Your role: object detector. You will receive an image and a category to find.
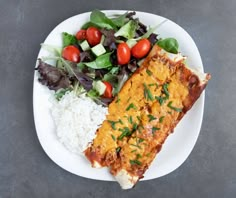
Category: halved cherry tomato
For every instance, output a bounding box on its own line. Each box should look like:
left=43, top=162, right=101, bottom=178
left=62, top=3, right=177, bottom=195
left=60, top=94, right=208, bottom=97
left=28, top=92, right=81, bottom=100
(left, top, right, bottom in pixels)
left=62, top=45, right=80, bottom=63
left=86, top=27, right=102, bottom=46
left=103, top=81, right=113, bottom=98
left=131, top=38, right=151, bottom=59
left=76, top=30, right=87, bottom=40
left=117, top=43, right=131, bottom=65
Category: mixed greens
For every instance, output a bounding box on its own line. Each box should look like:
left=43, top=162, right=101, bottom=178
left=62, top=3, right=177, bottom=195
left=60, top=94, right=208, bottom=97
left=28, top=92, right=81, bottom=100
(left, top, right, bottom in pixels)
left=36, top=10, right=179, bottom=106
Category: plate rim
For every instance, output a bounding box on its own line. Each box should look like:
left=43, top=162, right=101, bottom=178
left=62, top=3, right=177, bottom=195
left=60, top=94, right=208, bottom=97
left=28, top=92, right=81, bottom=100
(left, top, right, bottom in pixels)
left=33, top=10, right=205, bottom=181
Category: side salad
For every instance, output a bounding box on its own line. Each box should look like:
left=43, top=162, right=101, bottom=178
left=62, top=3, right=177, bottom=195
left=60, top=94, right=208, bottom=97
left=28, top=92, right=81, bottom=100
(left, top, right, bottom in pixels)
left=36, top=10, right=179, bottom=106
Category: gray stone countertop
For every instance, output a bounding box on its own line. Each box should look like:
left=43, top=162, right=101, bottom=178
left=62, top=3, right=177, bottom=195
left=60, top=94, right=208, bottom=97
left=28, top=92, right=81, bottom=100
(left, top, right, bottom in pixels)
left=0, top=0, right=235, bottom=197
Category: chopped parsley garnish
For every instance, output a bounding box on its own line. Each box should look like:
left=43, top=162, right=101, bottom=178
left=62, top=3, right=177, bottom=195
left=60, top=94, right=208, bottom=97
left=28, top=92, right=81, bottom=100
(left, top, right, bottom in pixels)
left=143, top=83, right=154, bottom=101
left=167, top=101, right=182, bottom=112
left=127, top=96, right=131, bottom=103
left=163, top=83, right=169, bottom=97
left=130, top=144, right=141, bottom=149
left=138, top=126, right=143, bottom=133
left=152, top=127, right=160, bottom=134
left=118, top=119, right=123, bottom=125
left=138, top=138, right=144, bottom=143
left=130, top=159, right=142, bottom=166
left=111, top=134, right=116, bottom=141
left=108, top=119, right=123, bottom=130
left=118, top=127, right=131, bottom=140
left=132, top=123, right=138, bottom=130
left=128, top=116, right=133, bottom=124
left=155, top=83, right=170, bottom=105
left=136, top=116, right=141, bottom=122
left=136, top=154, right=142, bottom=159
left=148, top=83, right=158, bottom=88
left=115, top=96, right=121, bottom=103
left=146, top=153, right=151, bottom=157
left=126, top=103, right=137, bottom=111
left=131, top=149, right=137, bottom=153
left=155, top=96, right=165, bottom=105
left=148, top=114, right=157, bottom=122
left=146, top=69, right=153, bottom=76
left=159, top=116, right=165, bottom=123
left=108, top=120, right=117, bottom=130
left=116, top=147, right=121, bottom=153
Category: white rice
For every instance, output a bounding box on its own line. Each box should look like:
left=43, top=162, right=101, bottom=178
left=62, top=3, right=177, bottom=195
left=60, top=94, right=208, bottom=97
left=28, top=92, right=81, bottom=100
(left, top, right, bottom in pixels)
left=51, top=91, right=108, bottom=155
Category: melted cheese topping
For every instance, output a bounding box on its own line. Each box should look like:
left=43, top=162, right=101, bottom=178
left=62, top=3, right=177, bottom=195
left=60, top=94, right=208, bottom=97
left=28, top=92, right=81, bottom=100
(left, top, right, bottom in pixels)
left=85, top=45, right=210, bottom=187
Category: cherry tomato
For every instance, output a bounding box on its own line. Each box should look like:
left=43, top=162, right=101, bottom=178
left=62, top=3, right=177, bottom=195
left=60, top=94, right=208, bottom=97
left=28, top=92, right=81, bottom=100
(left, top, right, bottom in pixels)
left=131, top=39, right=151, bottom=59
left=103, top=81, right=113, bottom=98
left=62, top=45, right=80, bottom=63
left=76, top=30, right=87, bottom=40
left=117, top=43, right=131, bottom=65
left=86, top=27, right=102, bottom=46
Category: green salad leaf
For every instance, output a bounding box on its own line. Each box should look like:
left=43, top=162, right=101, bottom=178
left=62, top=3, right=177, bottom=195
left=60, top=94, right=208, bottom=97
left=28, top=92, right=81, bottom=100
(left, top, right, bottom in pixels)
left=114, top=20, right=138, bottom=39
left=111, top=12, right=128, bottom=27
left=90, top=10, right=117, bottom=30
left=157, top=38, right=179, bottom=54
left=83, top=52, right=112, bottom=69
left=81, top=22, right=99, bottom=29
left=62, top=32, right=77, bottom=47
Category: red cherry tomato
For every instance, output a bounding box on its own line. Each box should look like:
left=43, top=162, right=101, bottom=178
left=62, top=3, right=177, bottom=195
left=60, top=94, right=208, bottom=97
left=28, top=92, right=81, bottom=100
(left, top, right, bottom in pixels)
left=76, top=30, right=87, bottom=40
left=117, top=43, right=131, bottom=65
left=131, top=39, right=151, bottom=59
left=103, top=81, right=113, bottom=98
left=62, top=45, right=80, bottom=63
left=86, top=27, right=102, bottom=46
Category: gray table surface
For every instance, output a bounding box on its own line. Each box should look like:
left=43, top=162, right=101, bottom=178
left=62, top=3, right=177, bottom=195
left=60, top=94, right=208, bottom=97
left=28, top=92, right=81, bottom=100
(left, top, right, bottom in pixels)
left=0, top=0, right=235, bottom=197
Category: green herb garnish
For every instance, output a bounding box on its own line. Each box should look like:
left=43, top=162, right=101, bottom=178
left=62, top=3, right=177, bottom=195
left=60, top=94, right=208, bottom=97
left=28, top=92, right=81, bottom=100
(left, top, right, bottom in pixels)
left=116, top=147, right=121, bottom=153
left=128, top=116, right=133, bottom=124
left=146, top=153, right=151, bottom=157
left=115, top=96, right=121, bottom=103
left=136, top=116, right=141, bottom=122
left=108, top=119, right=123, bottom=130
left=148, top=114, right=157, bottom=122
left=163, top=83, right=169, bottom=97
left=143, top=83, right=154, bottom=101
left=126, top=103, right=137, bottom=111
left=152, top=127, right=160, bottom=134
left=167, top=101, right=182, bottom=112
left=132, top=123, right=138, bottom=130
left=138, top=138, right=144, bottom=143
left=119, top=119, right=123, bottom=125
left=130, top=144, right=141, bottom=149
left=111, top=134, right=116, bottom=141
left=130, top=159, right=142, bottom=166
left=146, top=69, right=153, bottom=76
left=159, top=116, right=165, bottom=123
left=148, top=83, right=158, bottom=88
left=131, top=149, right=137, bottom=153
left=118, top=127, right=131, bottom=140
left=136, top=154, right=142, bottom=159
left=157, top=38, right=179, bottom=54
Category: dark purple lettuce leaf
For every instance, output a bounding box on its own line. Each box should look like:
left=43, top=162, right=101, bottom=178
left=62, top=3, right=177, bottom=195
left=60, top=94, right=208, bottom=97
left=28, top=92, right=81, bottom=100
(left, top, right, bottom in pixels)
left=36, top=59, right=71, bottom=91
left=100, top=97, right=114, bottom=106
left=100, top=28, right=116, bottom=47
left=127, top=59, right=138, bottom=73
left=70, top=64, right=93, bottom=91
left=148, top=33, right=158, bottom=45
left=126, top=11, right=136, bottom=19
left=80, top=51, right=95, bottom=62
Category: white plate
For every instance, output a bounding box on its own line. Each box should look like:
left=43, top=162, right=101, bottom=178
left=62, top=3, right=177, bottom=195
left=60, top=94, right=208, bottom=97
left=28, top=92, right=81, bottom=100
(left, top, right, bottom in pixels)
left=33, top=10, right=205, bottom=181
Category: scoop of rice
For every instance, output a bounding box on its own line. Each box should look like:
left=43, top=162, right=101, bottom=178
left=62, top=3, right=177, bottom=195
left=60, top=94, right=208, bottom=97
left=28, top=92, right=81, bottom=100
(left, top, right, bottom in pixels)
left=51, top=91, right=108, bottom=155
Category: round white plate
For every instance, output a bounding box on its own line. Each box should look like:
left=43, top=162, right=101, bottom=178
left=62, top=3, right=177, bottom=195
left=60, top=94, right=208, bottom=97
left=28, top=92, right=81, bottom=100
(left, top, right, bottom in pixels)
left=33, top=10, right=205, bottom=181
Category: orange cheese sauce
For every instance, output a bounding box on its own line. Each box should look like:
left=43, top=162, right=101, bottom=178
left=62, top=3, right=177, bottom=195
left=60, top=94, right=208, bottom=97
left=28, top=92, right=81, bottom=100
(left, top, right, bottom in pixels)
left=85, top=48, right=189, bottom=173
